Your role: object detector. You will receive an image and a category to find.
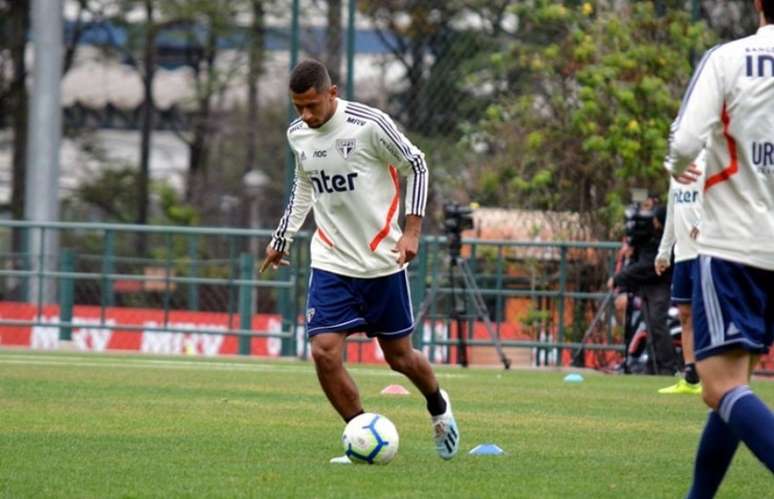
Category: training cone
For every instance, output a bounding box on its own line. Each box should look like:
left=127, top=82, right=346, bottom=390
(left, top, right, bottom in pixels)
left=564, top=373, right=584, bottom=383
left=380, top=384, right=410, bottom=395
left=469, top=444, right=505, bottom=456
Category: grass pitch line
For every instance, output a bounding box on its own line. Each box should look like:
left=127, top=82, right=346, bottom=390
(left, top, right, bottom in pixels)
left=0, top=352, right=468, bottom=379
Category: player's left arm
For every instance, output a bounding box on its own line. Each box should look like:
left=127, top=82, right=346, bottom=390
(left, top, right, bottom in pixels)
left=666, top=47, right=725, bottom=176
left=393, top=214, right=422, bottom=266
left=369, top=110, right=428, bottom=219
left=368, top=111, right=429, bottom=266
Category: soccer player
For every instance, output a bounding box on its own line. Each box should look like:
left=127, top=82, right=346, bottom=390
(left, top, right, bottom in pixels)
left=665, top=0, right=774, bottom=495
left=654, top=152, right=705, bottom=395
left=261, top=60, right=459, bottom=462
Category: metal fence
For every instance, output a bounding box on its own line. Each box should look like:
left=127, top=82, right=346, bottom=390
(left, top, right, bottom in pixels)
left=0, top=220, right=631, bottom=368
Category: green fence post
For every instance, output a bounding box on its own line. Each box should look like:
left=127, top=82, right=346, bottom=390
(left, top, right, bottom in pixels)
left=429, top=238, right=440, bottom=363
left=101, top=229, right=115, bottom=308
left=58, top=249, right=75, bottom=341
left=607, top=247, right=617, bottom=344
left=411, top=237, right=429, bottom=349
left=162, top=233, right=174, bottom=327
left=495, top=245, right=504, bottom=334
left=284, top=241, right=300, bottom=357
left=188, top=234, right=199, bottom=311
left=556, top=245, right=568, bottom=365
left=238, top=252, right=255, bottom=356
left=20, top=226, right=30, bottom=301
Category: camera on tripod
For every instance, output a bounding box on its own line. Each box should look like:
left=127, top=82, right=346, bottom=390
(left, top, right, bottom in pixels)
left=624, top=189, right=655, bottom=247
left=443, top=203, right=475, bottom=258
left=443, top=203, right=475, bottom=234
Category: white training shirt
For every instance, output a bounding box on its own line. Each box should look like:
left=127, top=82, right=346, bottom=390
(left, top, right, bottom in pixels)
left=657, top=152, right=706, bottom=264
left=666, top=24, right=774, bottom=271
left=270, top=98, right=428, bottom=278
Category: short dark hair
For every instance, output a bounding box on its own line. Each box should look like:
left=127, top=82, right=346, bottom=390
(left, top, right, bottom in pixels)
left=289, top=60, right=331, bottom=94
left=764, top=0, right=774, bottom=23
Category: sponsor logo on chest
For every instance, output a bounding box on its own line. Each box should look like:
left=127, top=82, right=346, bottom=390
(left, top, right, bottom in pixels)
left=309, top=170, right=359, bottom=194
left=673, top=189, right=699, bottom=204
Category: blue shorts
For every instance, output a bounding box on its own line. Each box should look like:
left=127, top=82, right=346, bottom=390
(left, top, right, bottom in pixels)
left=305, top=268, right=414, bottom=338
left=692, top=255, right=774, bottom=361
left=671, top=258, right=696, bottom=303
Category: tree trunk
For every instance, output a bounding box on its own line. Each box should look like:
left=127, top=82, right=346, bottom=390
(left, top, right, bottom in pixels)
left=10, top=0, right=30, bottom=272
left=240, top=0, right=264, bottom=232
left=185, top=29, right=216, bottom=205
left=406, top=38, right=424, bottom=131
left=136, top=0, right=156, bottom=253
left=325, top=0, right=343, bottom=86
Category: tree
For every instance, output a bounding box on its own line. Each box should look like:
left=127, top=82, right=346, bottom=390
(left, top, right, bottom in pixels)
left=464, top=1, right=714, bottom=238
left=137, top=0, right=156, bottom=251
left=156, top=0, right=247, bottom=207
left=358, top=0, right=497, bottom=138
left=323, top=0, right=343, bottom=86
left=239, top=0, right=264, bottom=231
left=1, top=0, right=30, bottom=231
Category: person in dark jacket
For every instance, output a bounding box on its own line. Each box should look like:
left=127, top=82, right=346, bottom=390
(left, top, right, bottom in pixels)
left=609, top=205, right=679, bottom=375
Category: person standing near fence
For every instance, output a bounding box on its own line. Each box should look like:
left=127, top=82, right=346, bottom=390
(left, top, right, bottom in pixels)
left=260, top=59, right=459, bottom=463
left=609, top=204, right=679, bottom=376
left=666, top=0, right=774, bottom=495
left=654, top=151, right=706, bottom=395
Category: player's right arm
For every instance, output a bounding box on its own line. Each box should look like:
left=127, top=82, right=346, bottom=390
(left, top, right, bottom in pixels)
left=666, top=46, right=725, bottom=176
left=261, top=154, right=314, bottom=273
left=655, top=181, right=675, bottom=276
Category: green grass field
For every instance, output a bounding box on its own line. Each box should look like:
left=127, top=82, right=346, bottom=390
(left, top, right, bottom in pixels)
left=1, top=350, right=772, bottom=499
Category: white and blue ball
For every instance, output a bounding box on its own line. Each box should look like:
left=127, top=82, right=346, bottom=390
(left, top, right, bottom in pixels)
left=342, top=413, right=399, bottom=464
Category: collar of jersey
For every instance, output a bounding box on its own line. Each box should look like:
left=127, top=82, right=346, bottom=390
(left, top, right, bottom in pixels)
left=759, top=24, right=774, bottom=36
left=315, top=98, right=347, bottom=134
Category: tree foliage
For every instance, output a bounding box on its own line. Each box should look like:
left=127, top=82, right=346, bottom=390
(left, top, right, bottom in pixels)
left=463, top=0, right=715, bottom=237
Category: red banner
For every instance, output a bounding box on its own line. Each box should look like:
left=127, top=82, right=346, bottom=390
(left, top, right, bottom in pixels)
left=0, top=301, right=286, bottom=357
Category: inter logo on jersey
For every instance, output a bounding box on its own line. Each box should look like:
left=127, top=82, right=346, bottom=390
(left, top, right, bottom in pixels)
left=745, top=53, right=774, bottom=78
left=336, top=139, right=357, bottom=160
left=309, top=169, right=358, bottom=194
left=673, top=189, right=699, bottom=204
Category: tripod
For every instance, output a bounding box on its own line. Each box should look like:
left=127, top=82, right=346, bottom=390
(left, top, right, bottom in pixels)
left=571, top=290, right=614, bottom=366
left=414, top=231, right=511, bottom=370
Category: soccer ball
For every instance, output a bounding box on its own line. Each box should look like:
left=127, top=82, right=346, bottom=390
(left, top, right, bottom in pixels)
left=342, top=413, right=399, bottom=464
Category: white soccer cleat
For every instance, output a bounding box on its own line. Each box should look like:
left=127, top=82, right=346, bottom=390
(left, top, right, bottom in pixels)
left=431, top=389, right=460, bottom=460
left=329, top=455, right=352, bottom=464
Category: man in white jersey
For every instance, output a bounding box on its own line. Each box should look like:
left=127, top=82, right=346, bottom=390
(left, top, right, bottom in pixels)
left=261, top=60, right=459, bottom=462
left=666, top=1, right=774, bottom=495
left=654, top=152, right=706, bottom=395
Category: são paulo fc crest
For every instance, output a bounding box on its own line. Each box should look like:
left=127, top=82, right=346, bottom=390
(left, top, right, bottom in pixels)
left=306, top=307, right=316, bottom=322
left=336, top=138, right=357, bottom=160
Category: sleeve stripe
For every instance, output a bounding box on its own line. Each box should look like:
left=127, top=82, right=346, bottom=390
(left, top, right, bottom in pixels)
left=346, top=103, right=425, bottom=172
left=345, top=106, right=427, bottom=214
left=274, top=175, right=299, bottom=245
left=344, top=104, right=428, bottom=215
left=674, top=44, right=722, bottom=128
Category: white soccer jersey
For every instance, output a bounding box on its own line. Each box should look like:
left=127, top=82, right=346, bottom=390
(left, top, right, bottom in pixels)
left=666, top=25, right=774, bottom=270
left=657, top=152, right=706, bottom=264
left=270, top=98, right=428, bottom=278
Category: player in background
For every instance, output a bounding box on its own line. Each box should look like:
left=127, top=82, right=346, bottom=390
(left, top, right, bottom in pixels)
left=665, top=0, right=774, bottom=495
left=654, top=152, right=706, bottom=395
left=261, top=60, right=459, bottom=462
